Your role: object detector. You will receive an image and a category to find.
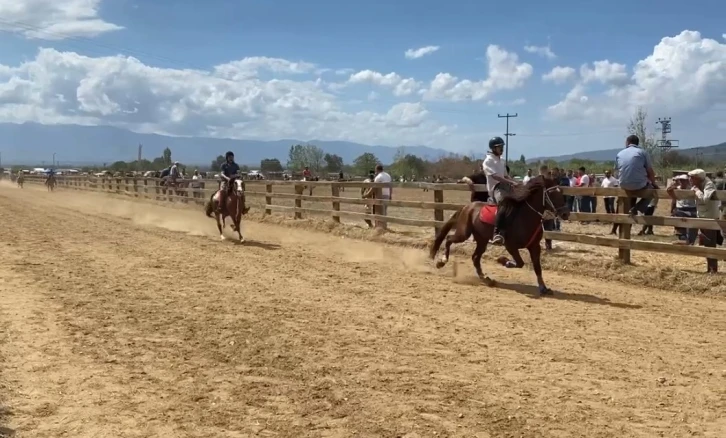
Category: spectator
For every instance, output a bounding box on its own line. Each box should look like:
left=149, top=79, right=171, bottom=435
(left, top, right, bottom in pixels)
left=373, top=164, right=392, bottom=229
left=638, top=196, right=659, bottom=235
left=601, top=170, right=619, bottom=213
left=191, top=169, right=202, bottom=199
left=715, top=170, right=726, bottom=219
left=670, top=175, right=697, bottom=241
left=563, top=169, right=575, bottom=212
left=575, top=167, right=591, bottom=213
left=460, top=171, right=488, bottom=203
left=616, top=134, right=656, bottom=216
left=523, top=169, right=533, bottom=184
left=539, top=164, right=555, bottom=250
left=588, top=173, right=598, bottom=213
left=361, top=170, right=376, bottom=228
left=669, top=169, right=719, bottom=273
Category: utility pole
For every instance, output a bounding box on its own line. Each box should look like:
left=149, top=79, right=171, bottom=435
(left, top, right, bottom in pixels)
left=655, top=117, right=678, bottom=169
left=498, top=113, right=518, bottom=164
left=138, top=143, right=143, bottom=162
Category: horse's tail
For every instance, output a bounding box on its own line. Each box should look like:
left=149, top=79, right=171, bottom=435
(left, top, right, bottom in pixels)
left=429, top=208, right=461, bottom=259
left=204, top=198, right=214, bottom=217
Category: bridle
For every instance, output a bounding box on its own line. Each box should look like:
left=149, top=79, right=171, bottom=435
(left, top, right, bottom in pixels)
left=525, top=184, right=568, bottom=221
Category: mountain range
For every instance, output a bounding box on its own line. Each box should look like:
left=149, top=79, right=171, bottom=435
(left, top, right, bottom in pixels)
left=0, top=122, right=450, bottom=167
left=530, top=141, right=726, bottom=163
left=0, top=122, right=723, bottom=167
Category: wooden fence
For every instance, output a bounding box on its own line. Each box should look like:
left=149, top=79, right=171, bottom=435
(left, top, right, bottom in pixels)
left=22, top=175, right=726, bottom=262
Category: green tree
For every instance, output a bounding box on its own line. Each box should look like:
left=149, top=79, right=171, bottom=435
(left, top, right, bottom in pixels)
left=519, top=154, right=526, bottom=164
left=260, top=158, right=283, bottom=172
left=287, top=144, right=325, bottom=172
left=627, top=106, right=658, bottom=157
left=109, top=160, right=129, bottom=172
left=323, top=153, right=344, bottom=172
left=389, top=147, right=427, bottom=179
left=210, top=154, right=225, bottom=171
left=353, top=152, right=380, bottom=176
left=162, top=147, right=172, bottom=166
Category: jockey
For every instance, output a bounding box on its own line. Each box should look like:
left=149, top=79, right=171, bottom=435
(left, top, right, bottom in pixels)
left=483, top=136, right=520, bottom=245
left=218, top=151, right=240, bottom=209
left=302, top=166, right=312, bottom=180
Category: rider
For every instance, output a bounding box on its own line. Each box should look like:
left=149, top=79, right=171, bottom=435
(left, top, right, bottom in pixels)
left=169, top=161, right=181, bottom=186
left=46, top=168, right=56, bottom=184
left=483, top=136, right=520, bottom=245
left=218, top=151, right=240, bottom=211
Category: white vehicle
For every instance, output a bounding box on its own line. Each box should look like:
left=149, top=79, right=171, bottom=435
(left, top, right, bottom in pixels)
left=247, top=170, right=265, bottom=180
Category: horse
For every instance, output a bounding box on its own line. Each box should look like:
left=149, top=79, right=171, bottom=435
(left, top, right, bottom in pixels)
left=204, top=177, right=250, bottom=241
left=16, top=174, right=24, bottom=188
left=429, top=175, right=570, bottom=295
left=45, top=175, right=56, bottom=191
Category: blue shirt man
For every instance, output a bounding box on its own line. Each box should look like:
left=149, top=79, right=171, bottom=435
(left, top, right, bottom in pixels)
left=616, top=135, right=656, bottom=215
left=220, top=160, right=240, bottom=179
left=616, top=137, right=654, bottom=190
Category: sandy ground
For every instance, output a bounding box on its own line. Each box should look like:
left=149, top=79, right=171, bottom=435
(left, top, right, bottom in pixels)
left=1, top=182, right=725, bottom=438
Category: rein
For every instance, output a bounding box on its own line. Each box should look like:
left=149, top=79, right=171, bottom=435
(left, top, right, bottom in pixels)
left=522, top=185, right=563, bottom=248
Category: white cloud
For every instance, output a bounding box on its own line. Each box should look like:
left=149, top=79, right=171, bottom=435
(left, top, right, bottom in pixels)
left=421, top=45, right=532, bottom=101
left=542, top=66, right=576, bottom=84
left=345, top=70, right=422, bottom=96
left=0, top=0, right=122, bottom=39
left=404, top=45, right=440, bottom=60
left=546, top=30, right=726, bottom=122
left=0, top=48, right=457, bottom=147
left=579, top=60, right=628, bottom=85
left=524, top=44, right=557, bottom=60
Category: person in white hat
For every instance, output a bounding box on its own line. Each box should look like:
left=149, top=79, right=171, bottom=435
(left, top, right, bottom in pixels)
left=669, top=169, right=720, bottom=273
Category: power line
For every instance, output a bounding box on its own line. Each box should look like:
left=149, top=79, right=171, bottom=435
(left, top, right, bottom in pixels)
left=498, top=113, right=517, bottom=164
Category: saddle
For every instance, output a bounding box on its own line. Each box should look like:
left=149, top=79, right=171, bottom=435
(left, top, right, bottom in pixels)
left=479, top=204, right=498, bottom=225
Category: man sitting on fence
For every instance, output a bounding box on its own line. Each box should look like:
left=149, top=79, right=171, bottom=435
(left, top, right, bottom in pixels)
left=484, top=136, right=521, bottom=245
left=617, top=134, right=656, bottom=216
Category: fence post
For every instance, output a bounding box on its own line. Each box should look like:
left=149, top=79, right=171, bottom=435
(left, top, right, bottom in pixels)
left=618, top=196, right=632, bottom=263
left=433, top=187, right=444, bottom=234
left=294, top=184, right=303, bottom=219
left=155, top=179, right=161, bottom=200
left=143, top=178, right=148, bottom=198
left=373, top=187, right=385, bottom=229
left=265, top=183, right=273, bottom=215
left=331, top=183, right=341, bottom=223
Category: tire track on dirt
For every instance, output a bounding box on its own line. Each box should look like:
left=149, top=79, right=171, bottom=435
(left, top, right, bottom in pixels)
left=1, top=187, right=726, bottom=437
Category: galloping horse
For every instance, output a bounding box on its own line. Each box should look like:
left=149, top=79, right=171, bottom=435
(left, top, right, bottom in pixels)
left=16, top=174, right=24, bottom=188
left=45, top=175, right=56, bottom=191
left=204, top=177, right=250, bottom=241
left=430, top=175, right=570, bottom=295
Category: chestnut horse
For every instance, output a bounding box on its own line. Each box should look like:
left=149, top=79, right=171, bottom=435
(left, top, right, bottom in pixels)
left=429, top=176, right=570, bottom=295
left=204, top=177, right=249, bottom=241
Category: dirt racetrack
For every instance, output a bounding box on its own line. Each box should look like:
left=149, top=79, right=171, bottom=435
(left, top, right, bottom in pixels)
left=1, top=183, right=725, bottom=438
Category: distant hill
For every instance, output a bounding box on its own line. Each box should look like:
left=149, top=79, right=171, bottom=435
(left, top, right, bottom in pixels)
left=531, top=141, right=726, bottom=163
left=0, top=122, right=451, bottom=166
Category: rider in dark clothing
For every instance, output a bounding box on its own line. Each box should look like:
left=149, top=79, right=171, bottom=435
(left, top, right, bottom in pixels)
left=460, top=171, right=489, bottom=202
left=218, top=151, right=240, bottom=210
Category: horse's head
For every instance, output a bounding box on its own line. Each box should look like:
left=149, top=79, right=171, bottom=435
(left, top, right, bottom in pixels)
left=541, top=176, right=570, bottom=220
left=231, top=178, right=250, bottom=214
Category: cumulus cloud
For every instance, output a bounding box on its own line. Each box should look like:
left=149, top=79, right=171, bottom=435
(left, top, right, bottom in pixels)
left=344, top=70, right=422, bottom=96
left=546, top=30, right=726, bottom=122
left=524, top=44, right=557, bottom=60
left=421, top=45, right=532, bottom=101
left=0, top=0, right=123, bottom=39
left=404, top=45, right=440, bottom=59
left=542, top=66, right=576, bottom=84
left=0, top=48, right=457, bottom=147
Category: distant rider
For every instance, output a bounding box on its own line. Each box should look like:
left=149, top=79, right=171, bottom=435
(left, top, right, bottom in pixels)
left=483, top=136, right=520, bottom=245
left=218, top=151, right=240, bottom=211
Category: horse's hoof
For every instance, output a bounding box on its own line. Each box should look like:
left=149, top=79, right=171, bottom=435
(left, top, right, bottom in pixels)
left=220, top=235, right=226, bottom=241
left=538, top=286, right=552, bottom=295
left=481, top=276, right=496, bottom=287
left=496, top=256, right=509, bottom=266
left=435, top=261, right=446, bottom=269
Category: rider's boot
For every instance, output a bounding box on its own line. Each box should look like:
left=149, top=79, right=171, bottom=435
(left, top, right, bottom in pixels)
left=491, top=209, right=506, bottom=245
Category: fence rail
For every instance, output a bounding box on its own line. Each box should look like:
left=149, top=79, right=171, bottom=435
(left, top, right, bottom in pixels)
left=20, top=175, right=726, bottom=262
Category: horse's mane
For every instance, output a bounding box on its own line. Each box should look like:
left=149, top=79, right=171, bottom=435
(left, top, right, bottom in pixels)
left=499, top=175, right=548, bottom=213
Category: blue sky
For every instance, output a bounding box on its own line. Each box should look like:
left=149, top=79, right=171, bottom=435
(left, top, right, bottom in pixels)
left=0, top=0, right=725, bottom=160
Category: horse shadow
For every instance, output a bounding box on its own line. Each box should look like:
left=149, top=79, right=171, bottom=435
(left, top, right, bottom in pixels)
left=494, top=281, right=642, bottom=309
left=229, top=239, right=281, bottom=250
